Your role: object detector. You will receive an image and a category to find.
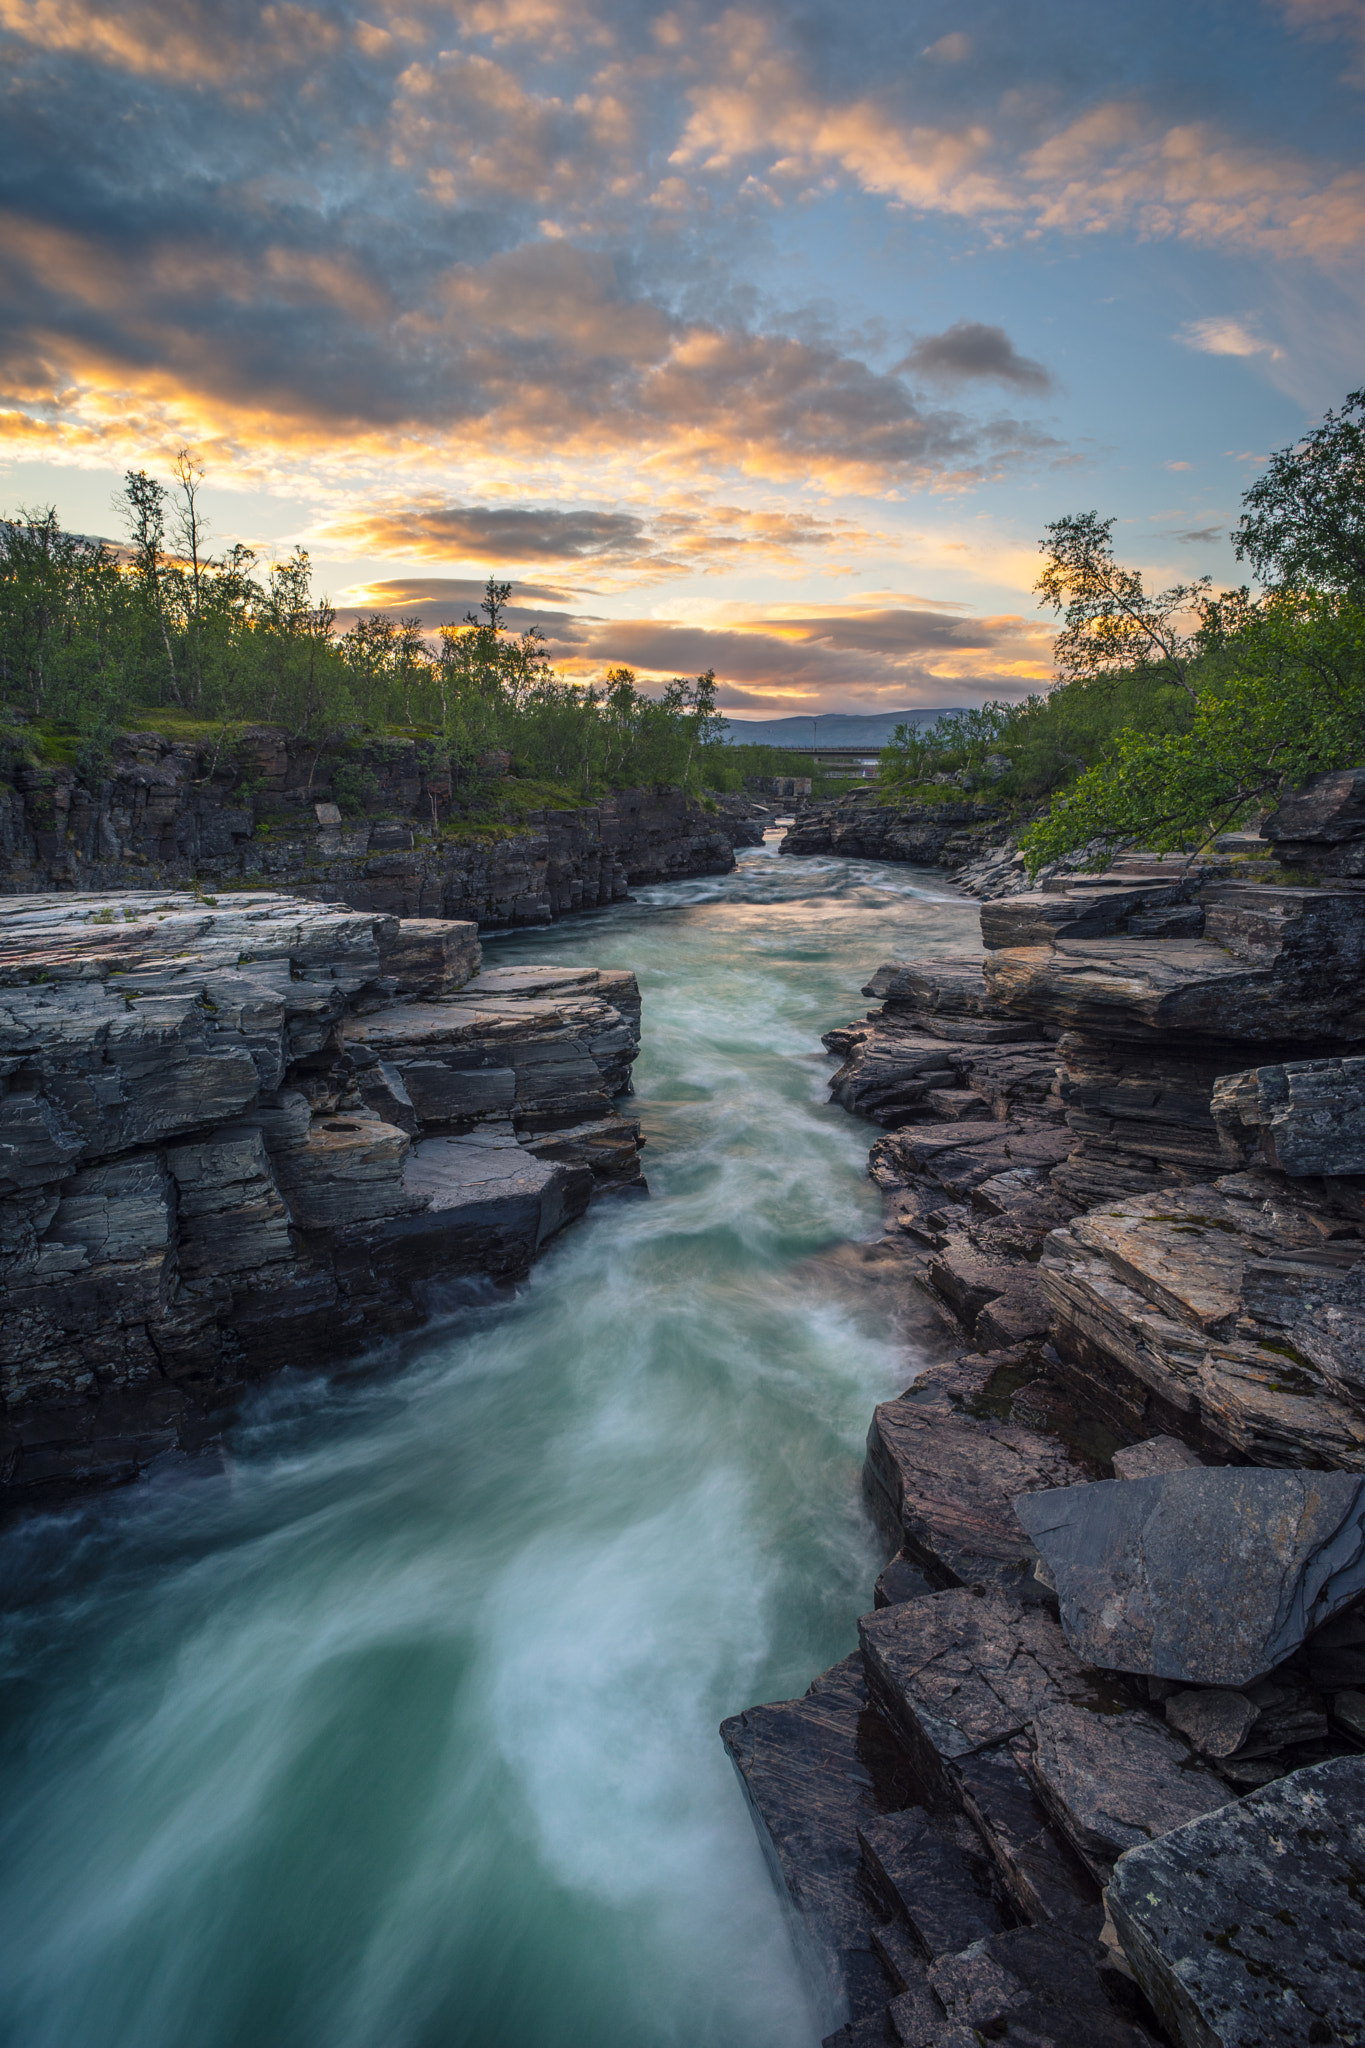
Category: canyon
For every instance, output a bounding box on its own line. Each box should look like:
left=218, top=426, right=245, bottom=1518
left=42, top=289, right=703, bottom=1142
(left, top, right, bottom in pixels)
left=6, top=768, right=1365, bottom=2046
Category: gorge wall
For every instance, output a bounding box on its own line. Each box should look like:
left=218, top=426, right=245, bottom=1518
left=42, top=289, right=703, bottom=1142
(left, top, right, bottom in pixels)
left=0, top=726, right=761, bottom=921
left=0, top=890, right=646, bottom=1508
left=726, top=767, right=1365, bottom=2048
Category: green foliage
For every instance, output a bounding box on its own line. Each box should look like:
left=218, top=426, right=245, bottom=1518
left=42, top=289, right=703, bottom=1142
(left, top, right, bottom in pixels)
left=0, top=470, right=736, bottom=801
left=1235, top=388, right=1365, bottom=595
left=1021, top=593, right=1365, bottom=870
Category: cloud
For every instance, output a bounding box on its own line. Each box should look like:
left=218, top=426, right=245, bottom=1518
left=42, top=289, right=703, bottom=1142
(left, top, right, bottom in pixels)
left=1275, top=0, right=1365, bottom=79
left=1172, top=524, right=1224, bottom=543
left=1023, top=108, right=1365, bottom=260
left=671, top=17, right=1365, bottom=262
left=923, top=31, right=972, bottom=60
left=324, top=495, right=883, bottom=584
left=1175, top=317, right=1285, bottom=360
left=897, top=321, right=1053, bottom=393
left=332, top=502, right=649, bottom=564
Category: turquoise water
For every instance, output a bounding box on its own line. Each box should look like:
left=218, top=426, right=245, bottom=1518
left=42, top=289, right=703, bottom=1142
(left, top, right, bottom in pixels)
left=0, top=839, right=979, bottom=2048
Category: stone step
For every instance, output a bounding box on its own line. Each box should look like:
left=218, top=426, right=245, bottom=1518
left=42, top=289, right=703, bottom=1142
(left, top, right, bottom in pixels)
left=857, top=1809, right=1010, bottom=1961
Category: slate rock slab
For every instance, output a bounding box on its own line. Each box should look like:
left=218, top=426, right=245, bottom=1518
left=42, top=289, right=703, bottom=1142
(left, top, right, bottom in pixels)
left=1015, top=1468, right=1365, bottom=1686
left=1107, top=1755, right=1365, bottom=2047
left=1113, top=1435, right=1204, bottom=1482
left=1025, top=1701, right=1231, bottom=1882
left=858, top=1588, right=1127, bottom=1805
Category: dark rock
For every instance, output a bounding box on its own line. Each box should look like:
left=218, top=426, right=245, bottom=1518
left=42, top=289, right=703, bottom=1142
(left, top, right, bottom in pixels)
left=981, top=885, right=1188, bottom=953
left=1107, top=1754, right=1365, bottom=2048
left=858, top=1588, right=1125, bottom=1806
left=1039, top=1187, right=1365, bottom=1471
left=0, top=893, right=644, bottom=1505
left=1025, top=1701, right=1231, bottom=1881
left=720, top=1654, right=906, bottom=2023
left=1332, top=1689, right=1365, bottom=1741
left=875, top=1553, right=936, bottom=1608
left=780, top=793, right=1003, bottom=869
left=1112, top=1436, right=1204, bottom=1482
left=1307, top=1602, right=1365, bottom=1690
left=865, top=1364, right=1089, bottom=1597
left=927, top=1927, right=1155, bottom=2047
left=1163, top=1688, right=1258, bottom=1759
left=1015, top=1467, right=1365, bottom=1686
left=1213, top=1055, right=1365, bottom=1176
left=985, top=887, right=1365, bottom=1045
left=1127, top=905, right=1206, bottom=938
left=956, top=1740, right=1103, bottom=1935
left=857, top=1808, right=1009, bottom=1960
left=1264, top=763, right=1365, bottom=875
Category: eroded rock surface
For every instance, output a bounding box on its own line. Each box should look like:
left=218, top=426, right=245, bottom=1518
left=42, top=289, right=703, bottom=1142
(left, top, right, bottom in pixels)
left=1108, top=1755, right=1365, bottom=2047
left=0, top=891, right=643, bottom=1504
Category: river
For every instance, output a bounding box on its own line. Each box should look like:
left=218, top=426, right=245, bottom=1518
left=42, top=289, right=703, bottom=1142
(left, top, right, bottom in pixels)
left=0, top=838, right=980, bottom=2048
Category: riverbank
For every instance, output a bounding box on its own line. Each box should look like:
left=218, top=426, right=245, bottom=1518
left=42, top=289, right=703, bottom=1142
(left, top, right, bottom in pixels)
left=730, top=778, right=1365, bottom=2047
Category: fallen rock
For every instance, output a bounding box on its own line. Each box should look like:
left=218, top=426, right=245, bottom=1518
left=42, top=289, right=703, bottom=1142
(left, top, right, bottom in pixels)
left=927, top=1927, right=1155, bottom=2047
left=1015, top=1467, right=1365, bottom=1686
left=1162, top=1688, right=1258, bottom=1759
left=1025, top=1701, right=1230, bottom=1882
left=1107, top=1754, right=1365, bottom=2047
left=1112, top=1436, right=1204, bottom=1481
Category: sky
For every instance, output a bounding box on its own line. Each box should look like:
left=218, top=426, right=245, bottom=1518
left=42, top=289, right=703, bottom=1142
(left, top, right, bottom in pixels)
left=2, top=0, right=1363, bottom=714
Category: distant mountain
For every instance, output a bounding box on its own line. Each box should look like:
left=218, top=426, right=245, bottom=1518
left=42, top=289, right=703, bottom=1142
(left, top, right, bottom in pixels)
left=720, top=708, right=963, bottom=749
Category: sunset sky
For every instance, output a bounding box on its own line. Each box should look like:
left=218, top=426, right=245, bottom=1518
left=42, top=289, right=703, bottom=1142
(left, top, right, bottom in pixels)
left=2, top=0, right=1362, bottom=713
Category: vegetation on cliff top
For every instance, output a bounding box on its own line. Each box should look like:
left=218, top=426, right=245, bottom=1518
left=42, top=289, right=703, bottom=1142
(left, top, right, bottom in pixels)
left=0, top=476, right=801, bottom=804
left=879, top=388, right=1365, bottom=870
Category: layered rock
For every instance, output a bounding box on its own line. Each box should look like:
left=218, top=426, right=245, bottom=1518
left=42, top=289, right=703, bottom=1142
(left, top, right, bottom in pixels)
left=1, top=727, right=757, bottom=917
left=726, top=783, right=1365, bottom=2045
left=779, top=788, right=1008, bottom=870
left=0, top=890, right=643, bottom=1505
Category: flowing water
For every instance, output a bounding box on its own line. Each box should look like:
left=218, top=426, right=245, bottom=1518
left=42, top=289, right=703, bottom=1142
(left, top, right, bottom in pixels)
left=0, top=838, right=981, bottom=2048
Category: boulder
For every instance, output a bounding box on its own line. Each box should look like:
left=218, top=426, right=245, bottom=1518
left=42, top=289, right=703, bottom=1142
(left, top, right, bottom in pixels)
left=1112, top=1436, right=1203, bottom=1482
left=1014, top=1467, right=1365, bottom=1686
left=926, top=1927, right=1153, bottom=2047
left=1107, top=1755, right=1365, bottom=2047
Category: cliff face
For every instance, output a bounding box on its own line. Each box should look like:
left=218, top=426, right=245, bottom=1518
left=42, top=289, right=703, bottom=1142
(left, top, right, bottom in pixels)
left=780, top=787, right=1007, bottom=871
left=0, top=728, right=757, bottom=919
left=0, top=890, right=644, bottom=1506
left=728, top=770, right=1365, bottom=2048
